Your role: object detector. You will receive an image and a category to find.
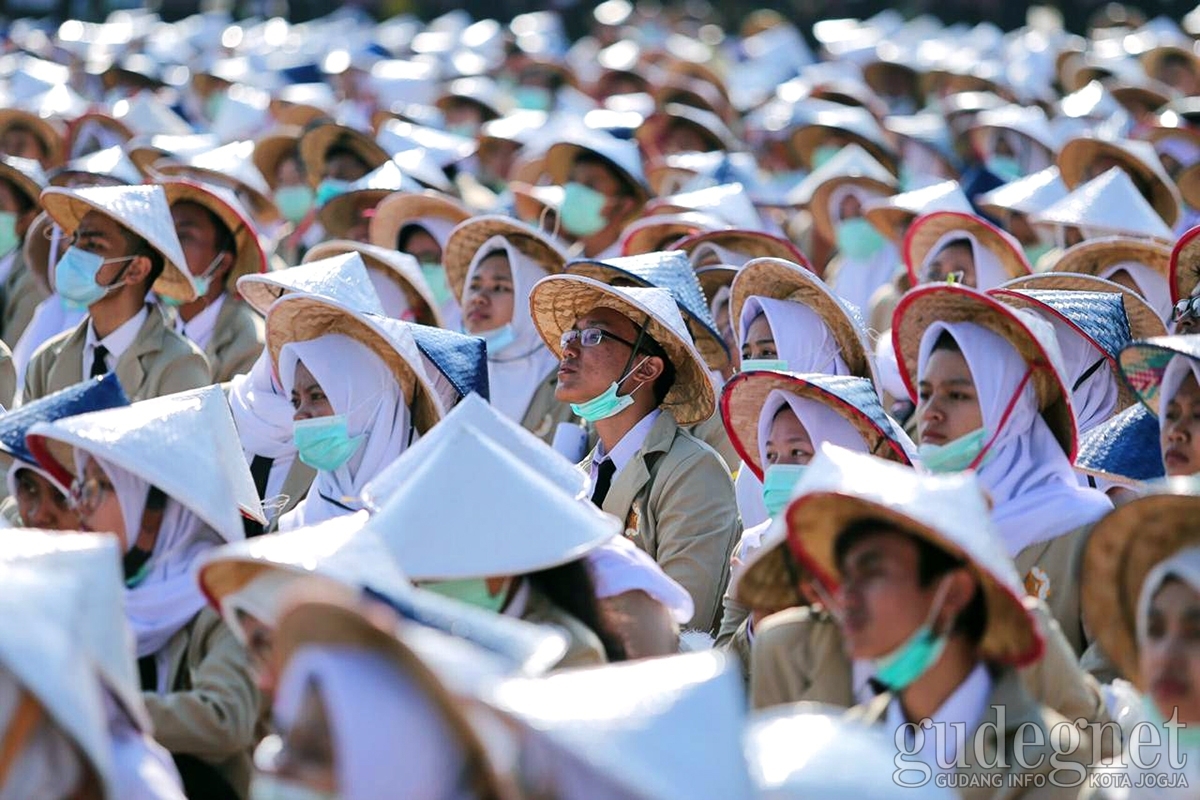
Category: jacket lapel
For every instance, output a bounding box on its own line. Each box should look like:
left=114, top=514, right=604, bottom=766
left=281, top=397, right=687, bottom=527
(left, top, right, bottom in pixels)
left=115, top=307, right=163, bottom=398
left=47, top=320, right=89, bottom=391
left=600, top=412, right=678, bottom=528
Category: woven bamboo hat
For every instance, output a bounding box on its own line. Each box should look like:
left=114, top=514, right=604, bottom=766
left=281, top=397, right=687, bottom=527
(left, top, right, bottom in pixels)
left=1082, top=482, right=1200, bottom=684
left=367, top=190, right=471, bottom=252
left=891, top=283, right=1077, bottom=458
left=730, top=256, right=876, bottom=385
left=1118, top=334, right=1200, bottom=416
left=1031, top=167, right=1175, bottom=243
left=1075, top=404, right=1165, bottom=489
left=1000, top=271, right=1167, bottom=342
left=1057, top=137, right=1182, bottom=228
left=737, top=444, right=1043, bottom=667
left=297, top=122, right=389, bottom=188
left=720, top=371, right=912, bottom=480
left=1170, top=224, right=1200, bottom=305
left=529, top=275, right=715, bottom=425
left=903, top=211, right=1032, bottom=286
left=251, top=126, right=303, bottom=190
left=443, top=215, right=568, bottom=304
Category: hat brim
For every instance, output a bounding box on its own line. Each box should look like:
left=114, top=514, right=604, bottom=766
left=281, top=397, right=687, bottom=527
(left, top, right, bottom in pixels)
left=298, top=124, right=389, bottom=189
left=1052, top=236, right=1170, bottom=297
left=444, top=216, right=567, bottom=305
left=318, top=189, right=392, bottom=239
left=904, top=211, right=1031, bottom=286
left=0, top=110, right=64, bottom=166
left=367, top=191, right=471, bottom=252
left=720, top=370, right=910, bottom=479
left=789, top=127, right=897, bottom=174
left=1001, top=271, right=1167, bottom=343
left=152, top=161, right=281, bottom=224
left=162, top=180, right=267, bottom=289
left=678, top=229, right=807, bottom=265
left=303, top=240, right=444, bottom=328
left=1118, top=337, right=1200, bottom=416
left=266, top=295, right=443, bottom=434
left=1058, top=139, right=1181, bottom=227
left=810, top=175, right=896, bottom=244
left=529, top=275, right=715, bottom=426
left=1178, top=162, right=1200, bottom=214
left=0, top=160, right=45, bottom=207
left=696, top=265, right=737, bottom=303
left=1170, top=223, right=1200, bottom=305
left=863, top=204, right=916, bottom=242
left=545, top=143, right=649, bottom=204
left=1082, top=493, right=1200, bottom=686
left=22, top=211, right=55, bottom=295
left=252, top=129, right=302, bottom=190
left=621, top=218, right=715, bottom=257
left=730, top=257, right=876, bottom=384
left=891, top=284, right=1077, bottom=459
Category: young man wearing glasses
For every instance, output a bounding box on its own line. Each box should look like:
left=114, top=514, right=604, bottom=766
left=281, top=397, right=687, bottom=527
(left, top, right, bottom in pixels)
left=530, top=273, right=740, bottom=635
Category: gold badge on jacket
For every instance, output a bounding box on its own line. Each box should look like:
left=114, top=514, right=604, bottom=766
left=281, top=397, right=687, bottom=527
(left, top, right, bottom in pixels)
left=624, top=505, right=640, bottom=541
left=533, top=414, right=554, bottom=439
left=1024, top=566, right=1051, bottom=601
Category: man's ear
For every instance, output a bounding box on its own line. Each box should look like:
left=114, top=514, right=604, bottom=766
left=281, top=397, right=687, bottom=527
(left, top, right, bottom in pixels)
left=123, top=254, right=153, bottom=287
left=938, top=567, right=978, bottom=633
left=632, top=354, right=665, bottom=384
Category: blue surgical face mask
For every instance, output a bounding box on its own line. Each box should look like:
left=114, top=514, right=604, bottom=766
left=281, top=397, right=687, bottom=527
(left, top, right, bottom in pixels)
left=420, top=261, right=453, bottom=307
left=513, top=85, right=553, bottom=111
left=0, top=211, right=17, bottom=256
left=275, top=185, right=315, bottom=224
left=205, top=90, right=227, bottom=122
left=917, top=427, right=991, bottom=474
left=761, top=463, right=807, bottom=518
left=422, top=577, right=509, bottom=613
left=740, top=358, right=789, bottom=373
left=293, top=414, right=364, bottom=472
left=873, top=579, right=951, bottom=691
left=812, top=145, right=841, bottom=170
left=54, top=246, right=134, bottom=308
left=836, top=217, right=887, bottom=260
left=163, top=251, right=225, bottom=307
left=986, top=155, right=1023, bottom=183
left=560, top=182, right=609, bottom=237
left=478, top=322, right=517, bottom=353
left=315, top=178, right=351, bottom=207
left=570, top=357, right=650, bottom=423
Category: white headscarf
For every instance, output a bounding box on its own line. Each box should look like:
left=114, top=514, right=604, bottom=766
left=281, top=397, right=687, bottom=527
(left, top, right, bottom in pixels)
left=1159, top=355, right=1200, bottom=432
left=982, top=129, right=1054, bottom=175
left=74, top=453, right=224, bottom=664
left=365, top=270, right=415, bottom=321
left=920, top=230, right=1009, bottom=290
left=277, top=334, right=411, bottom=530
left=691, top=242, right=751, bottom=268
left=219, top=570, right=300, bottom=646
left=229, top=349, right=296, bottom=460
left=0, top=667, right=85, bottom=800
left=5, top=458, right=67, bottom=501
left=409, top=217, right=458, bottom=252
left=1034, top=312, right=1119, bottom=436
left=827, top=184, right=900, bottom=315
left=584, top=535, right=694, bottom=625
left=274, top=645, right=473, bottom=800
left=755, top=388, right=869, bottom=468
left=1137, top=547, right=1200, bottom=644
left=1101, top=261, right=1174, bottom=324
left=462, top=235, right=559, bottom=422
left=737, top=296, right=850, bottom=375
left=917, top=321, right=1111, bottom=554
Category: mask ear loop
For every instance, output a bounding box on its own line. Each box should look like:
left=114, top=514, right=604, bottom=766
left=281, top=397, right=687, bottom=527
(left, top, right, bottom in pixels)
left=967, top=365, right=1036, bottom=470
left=538, top=203, right=561, bottom=241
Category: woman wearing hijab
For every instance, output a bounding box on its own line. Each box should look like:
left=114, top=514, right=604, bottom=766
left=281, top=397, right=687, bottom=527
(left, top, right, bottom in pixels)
left=819, top=182, right=899, bottom=315
left=265, top=291, right=444, bottom=530
left=1082, top=487, right=1200, bottom=797
left=1118, top=334, right=1200, bottom=480
left=1053, top=236, right=1176, bottom=326
left=729, top=257, right=878, bottom=529
left=26, top=386, right=266, bottom=799
left=713, top=370, right=913, bottom=668
left=444, top=216, right=574, bottom=442
left=892, top=284, right=1112, bottom=654
left=904, top=211, right=1032, bottom=290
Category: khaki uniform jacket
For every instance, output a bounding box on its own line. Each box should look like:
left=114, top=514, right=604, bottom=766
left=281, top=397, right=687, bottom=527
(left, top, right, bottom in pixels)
left=143, top=607, right=265, bottom=799
left=0, top=338, right=15, bottom=409
left=750, top=601, right=1110, bottom=745
left=203, top=298, right=264, bottom=384
left=847, top=668, right=1093, bottom=799
left=585, top=411, right=740, bottom=634
left=23, top=305, right=211, bottom=403
left=1015, top=525, right=1090, bottom=656
left=689, top=411, right=740, bottom=471
left=1, top=251, right=46, bottom=348
left=520, top=371, right=579, bottom=445
left=522, top=585, right=606, bottom=670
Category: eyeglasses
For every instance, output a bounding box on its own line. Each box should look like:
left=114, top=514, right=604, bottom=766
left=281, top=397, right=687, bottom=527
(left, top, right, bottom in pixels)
left=68, top=476, right=113, bottom=513
left=560, top=327, right=639, bottom=351
left=1174, top=296, right=1200, bottom=323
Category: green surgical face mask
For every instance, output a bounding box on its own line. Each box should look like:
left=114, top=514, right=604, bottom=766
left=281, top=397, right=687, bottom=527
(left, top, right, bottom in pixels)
left=420, top=261, right=453, bottom=307
left=560, top=181, right=609, bottom=237
left=422, top=578, right=508, bottom=613
left=570, top=356, right=650, bottom=423
left=835, top=217, right=886, bottom=260
left=740, top=358, right=788, bottom=373
left=917, top=427, right=990, bottom=474
left=205, top=90, right=227, bottom=121
left=0, top=211, right=17, bottom=257
left=873, top=578, right=951, bottom=691
left=986, top=155, right=1023, bottom=183
left=761, top=463, right=806, bottom=518
left=1023, top=241, right=1053, bottom=267
left=812, top=145, right=841, bottom=170
left=275, top=185, right=315, bottom=224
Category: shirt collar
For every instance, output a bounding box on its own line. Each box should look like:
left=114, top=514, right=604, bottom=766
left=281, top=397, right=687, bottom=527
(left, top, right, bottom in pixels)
left=884, top=661, right=992, bottom=771
left=85, top=305, right=149, bottom=362
left=176, top=294, right=226, bottom=350
left=595, top=408, right=661, bottom=474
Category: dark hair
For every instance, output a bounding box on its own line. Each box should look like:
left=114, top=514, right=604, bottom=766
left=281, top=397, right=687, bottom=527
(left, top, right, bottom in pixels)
left=202, top=205, right=236, bottom=256
left=932, top=330, right=961, bottom=354
left=323, top=140, right=370, bottom=174
left=121, top=229, right=164, bottom=292
left=2, top=123, right=49, bottom=159
left=573, top=152, right=638, bottom=200
left=833, top=518, right=988, bottom=645
left=935, top=238, right=973, bottom=259
left=526, top=559, right=627, bottom=662
left=396, top=222, right=431, bottom=252
left=633, top=328, right=675, bottom=406
left=0, top=177, right=34, bottom=214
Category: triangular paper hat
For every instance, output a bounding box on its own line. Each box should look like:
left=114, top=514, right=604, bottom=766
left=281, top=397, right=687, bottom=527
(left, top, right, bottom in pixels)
left=975, top=166, right=1069, bottom=217
left=50, top=145, right=142, bottom=187
left=209, top=83, right=272, bottom=143
left=237, top=251, right=384, bottom=317
left=484, top=651, right=753, bottom=800
left=0, top=374, right=127, bottom=476
left=784, top=143, right=897, bottom=207
left=407, top=324, right=489, bottom=408
left=40, top=184, right=198, bottom=303
left=303, top=240, right=443, bottom=327
left=0, top=561, right=113, bottom=795
left=365, top=423, right=617, bottom=581
left=788, top=102, right=897, bottom=173
left=0, top=531, right=148, bottom=731
left=968, top=104, right=1060, bottom=153
left=1075, top=404, right=1165, bottom=488
left=265, top=293, right=445, bottom=434
left=1031, top=167, right=1175, bottom=243
left=126, top=133, right=220, bottom=175
left=200, top=511, right=569, bottom=676
left=1057, top=136, right=1182, bottom=227
left=565, top=249, right=730, bottom=371
left=27, top=385, right=265, bottom=541
left=111, top=93, right=194, bottom=136
left=362, top=393, right=587, bottom=510
left=862, top=179, right=973, bottom=241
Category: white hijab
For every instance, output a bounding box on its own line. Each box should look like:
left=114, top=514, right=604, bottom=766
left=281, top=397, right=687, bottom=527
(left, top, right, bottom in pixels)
left=1138, top=546, right=1200, bottom=644
left=827, top=184, right=899, bottom=314
left=1159, top=355, right=1200, bottom=433
left=463, top=234, right=559, bottom=422
left=1101, top=261, right=1174, bottom=324
left=0, top=667, right=85, bottom=800
left=982, top=129, right=1054, bottom=176
left=365, top=270, right=415, bottom=321
left=917, top=321, right=1111, bottom=554
left=1035, top=313, right=1120, bottom=436
left=278, top=334, right=411, bottom=530
left=737, top=296, right=851, bottom=375
left=755, top=388, right=870, bottom=469
left=229, top=349, right=296, bottom=460
left=920, top=230, right=1009, bottom=290
left=274, top=645, right=473, bottom=800
left=76, top=453, right=224, bottom=664
left=691, top=242, right=752, bottom=268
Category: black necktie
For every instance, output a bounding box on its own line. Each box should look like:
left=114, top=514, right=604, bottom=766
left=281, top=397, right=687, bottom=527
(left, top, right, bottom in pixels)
left=90, top=344, right=109, bottom=378
left=592, top=459, right=616, bottom=509
left=242, top=455, right=274, bottom=538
